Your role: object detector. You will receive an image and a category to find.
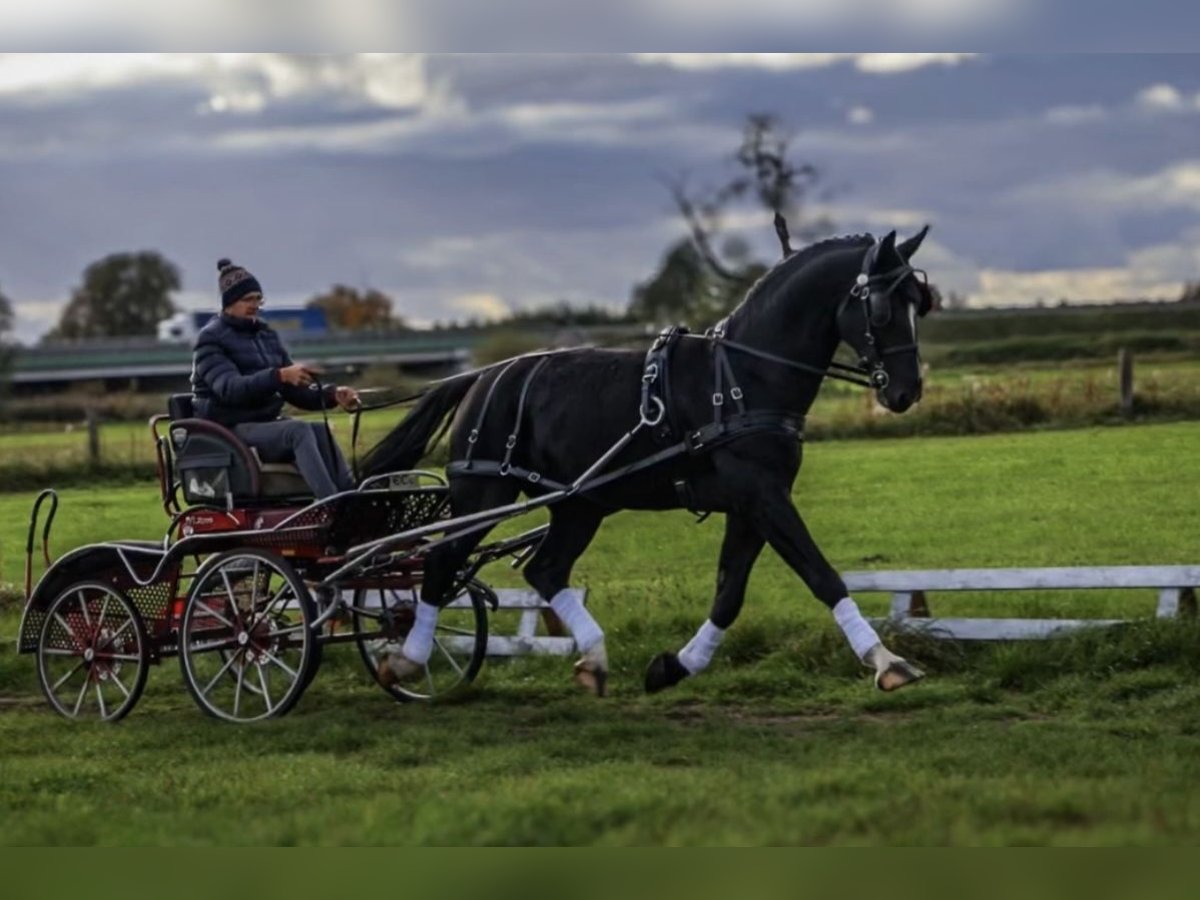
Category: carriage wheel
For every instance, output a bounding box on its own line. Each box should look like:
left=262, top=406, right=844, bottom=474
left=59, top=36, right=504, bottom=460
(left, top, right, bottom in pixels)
left=179, top=549, right=316, bottom=722
left=352, top=580, right=489, bottom=703
left=36, top=582, right=149, bottom=722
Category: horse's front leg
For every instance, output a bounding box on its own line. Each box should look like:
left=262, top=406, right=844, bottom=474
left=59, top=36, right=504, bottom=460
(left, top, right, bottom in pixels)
left=750, top=488, right=924, bottom=692
left=645, top=513, right=764, bottom=693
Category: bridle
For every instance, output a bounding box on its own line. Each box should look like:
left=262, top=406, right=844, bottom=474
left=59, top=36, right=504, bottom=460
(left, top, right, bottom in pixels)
left=703, top=238, right=926, bottom=393
left=835, top=240, right=926, bottom=390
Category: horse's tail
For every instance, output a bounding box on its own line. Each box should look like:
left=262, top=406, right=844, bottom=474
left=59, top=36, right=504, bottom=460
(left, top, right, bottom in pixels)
left=360, top=373, right=482, bottom=477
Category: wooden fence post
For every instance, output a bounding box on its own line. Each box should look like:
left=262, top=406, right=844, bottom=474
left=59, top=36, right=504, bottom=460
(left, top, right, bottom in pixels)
left=1118, top=348, right=1134, bottom=418
left=85, top=408, right=101, bottom=467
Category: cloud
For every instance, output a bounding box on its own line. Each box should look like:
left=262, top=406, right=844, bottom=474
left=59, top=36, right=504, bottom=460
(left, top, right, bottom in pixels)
left=1043, top=103, right=1107, bottom=126
left=0, top=53, right=431, bottom=113
left=846, top=105, right=875, bottom=126
left=972, top=266, right=1182, bottom=306
left=449, top=292, right=510, bottom=321
left=964, top=227, right=1200, bottom=307
left=634, top=53, right=976, bottom=74
left=1136, top=83, right=1187, bottom=112
left=1013, top=161, right=1200, bottom=214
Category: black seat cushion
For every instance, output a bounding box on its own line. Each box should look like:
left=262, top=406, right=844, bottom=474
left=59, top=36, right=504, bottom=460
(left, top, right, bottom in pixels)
left=168, top=393, right=195, bottom=420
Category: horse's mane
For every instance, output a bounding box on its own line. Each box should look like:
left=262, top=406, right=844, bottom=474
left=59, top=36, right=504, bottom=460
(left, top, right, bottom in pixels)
left=737, top=232, right=874, bottom=313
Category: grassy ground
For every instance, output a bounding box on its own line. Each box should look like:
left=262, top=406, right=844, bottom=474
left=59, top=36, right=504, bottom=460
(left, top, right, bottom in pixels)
left=1, top=422, right=1199, bottom=844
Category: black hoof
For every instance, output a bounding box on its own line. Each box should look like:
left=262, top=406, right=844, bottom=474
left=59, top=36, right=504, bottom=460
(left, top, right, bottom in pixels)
left=644, top=651, right=690, bottom=694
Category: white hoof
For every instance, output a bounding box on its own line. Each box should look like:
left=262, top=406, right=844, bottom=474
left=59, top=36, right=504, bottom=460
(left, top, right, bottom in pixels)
left=377, top=650, right=424, bottom=687
left=864, top=643, right=925, bottom=692
left=573, top=641, right=609, bottom=697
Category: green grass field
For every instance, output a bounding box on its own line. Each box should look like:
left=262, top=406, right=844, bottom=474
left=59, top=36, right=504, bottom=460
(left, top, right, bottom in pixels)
left=1, top=422, right=1199, bottom=844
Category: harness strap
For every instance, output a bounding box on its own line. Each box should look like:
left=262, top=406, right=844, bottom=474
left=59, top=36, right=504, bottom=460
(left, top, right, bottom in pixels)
left=463, top=356, right=521, bottom=468
left=448, top=410, right=804, bottom=498
left=501, top=356, right=550, bottom=475
left=692, top=334, right=873, bottom=388
left=717, top=343, right=746, bottom=415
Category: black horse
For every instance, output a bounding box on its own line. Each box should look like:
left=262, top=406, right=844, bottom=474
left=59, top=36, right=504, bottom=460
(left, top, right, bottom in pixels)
left=363, top=228, right=934, bottom=695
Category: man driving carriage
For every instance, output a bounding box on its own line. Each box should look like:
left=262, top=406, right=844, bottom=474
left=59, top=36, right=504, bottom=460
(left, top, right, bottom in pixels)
left=190, top=259, right=360, bottom=498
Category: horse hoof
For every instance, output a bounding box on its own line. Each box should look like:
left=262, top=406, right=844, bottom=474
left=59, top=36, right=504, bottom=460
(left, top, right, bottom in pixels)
left=875, top=659, right=925, bottom=692
left=644, top=651, right=689, bottom=694
left=573, top=659, right=608, bottom=697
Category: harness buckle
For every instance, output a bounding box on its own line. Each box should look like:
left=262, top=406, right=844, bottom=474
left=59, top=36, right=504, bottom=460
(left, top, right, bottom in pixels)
left=505, top=434, right=517, bottom=450
left=712, top=392, right=724, bottom=407
left=730, top=387, right=743, bottom=401
left=498, top=463, right=511, bottom=476
left=527, top=471, right=541, bottom=484
left=467, top=429, right=479, bottom=445
left=642, top=362, right=659, bottom=384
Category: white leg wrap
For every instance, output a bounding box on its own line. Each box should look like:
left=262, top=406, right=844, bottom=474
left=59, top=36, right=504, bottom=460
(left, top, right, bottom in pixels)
left=550, top=588, right=603, bottom=652
left=677, top=619, right=725, bottom=675
left=401, top=600, right=440, bottom=665
left=832, top=597, right=881, bottom=661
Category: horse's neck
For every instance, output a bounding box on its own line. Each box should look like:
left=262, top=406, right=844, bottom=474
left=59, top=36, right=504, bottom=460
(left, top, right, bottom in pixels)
left=720, top=277, right=842, bottom=415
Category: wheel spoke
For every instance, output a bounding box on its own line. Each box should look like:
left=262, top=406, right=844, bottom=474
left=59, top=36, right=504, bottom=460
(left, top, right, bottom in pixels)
left=102, top=617, right=135, bottom=646
left=77, top=590, right=92, bottom=628
left=433, top=637, right=464, bottom=676
left=220, top=569, right=245, bottom=628
left=72, top=674, right=89, bottom=716
left=98, top=653, right=142, bottom=662
left=53, top=612, right=80, bottom=644
left=435, top=624, right=476, bottom=637
left=196, top=598, right=234, bottom=630
left=260, top=648, right=299, bottom=680
left=233, top=658, right=246, bottom=717
left=245, top=583, right=291, bottom=633
left=200, top=650, right=241, bottom=697
left=52, top=659, right=85, bottom=691
left=109, top=670, right=131, bottom=700
left=95, top=596, right=109, bottom=635
left=424, top=665, right=436, bottom=696
left=43, top=647, right=87, bottom=657
left=256, top=664, right=274, bottom=714
left=95, top=682, right=108, bottom=719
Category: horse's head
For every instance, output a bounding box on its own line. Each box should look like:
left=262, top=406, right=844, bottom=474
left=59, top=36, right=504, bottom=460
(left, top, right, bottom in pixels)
left=835, top=226, right=933, bottom=413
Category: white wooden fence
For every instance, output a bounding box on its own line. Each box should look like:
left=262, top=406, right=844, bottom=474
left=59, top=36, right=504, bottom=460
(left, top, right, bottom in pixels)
left=446, top=588, right=579, bottom=657
left=843, top=566, right=1200, bottom=641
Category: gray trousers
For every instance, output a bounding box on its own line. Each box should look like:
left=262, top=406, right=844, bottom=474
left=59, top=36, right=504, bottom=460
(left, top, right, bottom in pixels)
left=234, top=419, right=354, bottom=499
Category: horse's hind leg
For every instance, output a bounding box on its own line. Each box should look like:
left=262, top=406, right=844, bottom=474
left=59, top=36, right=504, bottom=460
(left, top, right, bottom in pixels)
left=645, top=513, right=764, bottom=693
left=522, top=501, right=607, bottom=696
left=379, top=476, right=520, bottom=684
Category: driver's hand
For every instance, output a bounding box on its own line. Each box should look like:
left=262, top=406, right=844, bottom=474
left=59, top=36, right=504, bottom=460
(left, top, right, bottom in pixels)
left=279, top=364, right=313, bottom=387
left=335, top=386, right=360, bottom=411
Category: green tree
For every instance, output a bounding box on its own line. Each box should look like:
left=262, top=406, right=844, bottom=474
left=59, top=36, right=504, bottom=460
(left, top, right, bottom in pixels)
left=630, top=113, right=829, bottom=326
left=306, top=285, right=404, bottom=330
left=48, top=251, right=180, bottom=340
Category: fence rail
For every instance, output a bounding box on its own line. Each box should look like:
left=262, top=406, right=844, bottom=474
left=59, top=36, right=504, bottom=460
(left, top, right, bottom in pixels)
left=845, top=565, right=1200, bottom=640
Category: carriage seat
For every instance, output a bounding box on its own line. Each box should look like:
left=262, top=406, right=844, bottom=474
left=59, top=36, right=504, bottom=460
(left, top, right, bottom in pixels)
left=166, top=394, right=312, bottom=505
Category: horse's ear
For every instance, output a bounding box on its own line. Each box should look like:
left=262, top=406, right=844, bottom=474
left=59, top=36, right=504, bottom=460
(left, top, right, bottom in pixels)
left=877, top=230, right=898, bottom=265
left=897, top=224, right=930, bottom=261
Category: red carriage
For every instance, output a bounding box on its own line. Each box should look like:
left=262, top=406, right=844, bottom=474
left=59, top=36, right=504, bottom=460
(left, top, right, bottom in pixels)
left=17, top=394, right=546, bottom=722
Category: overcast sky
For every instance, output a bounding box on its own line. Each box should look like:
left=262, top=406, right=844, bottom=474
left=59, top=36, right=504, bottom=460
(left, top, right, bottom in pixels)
left=1, top=52, right=1199, bottom=343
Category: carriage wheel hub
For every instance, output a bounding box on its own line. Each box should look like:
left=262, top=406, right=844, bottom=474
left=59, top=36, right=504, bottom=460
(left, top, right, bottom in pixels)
left=83, top=648, right=94, bottom=662
left=238, top=632, right=249, bottom=646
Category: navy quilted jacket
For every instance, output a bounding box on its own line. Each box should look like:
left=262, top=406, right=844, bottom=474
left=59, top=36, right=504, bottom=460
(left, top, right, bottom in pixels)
left=191, top=313, right=335, bottom=426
